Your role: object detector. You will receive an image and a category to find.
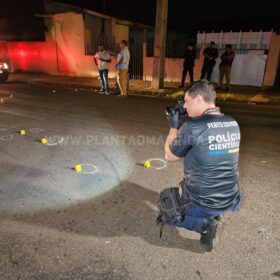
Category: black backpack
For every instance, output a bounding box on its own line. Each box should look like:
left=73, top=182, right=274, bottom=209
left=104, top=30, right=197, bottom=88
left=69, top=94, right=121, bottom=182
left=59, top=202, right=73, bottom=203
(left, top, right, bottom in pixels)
left=157, top=186, right=189, bottom=237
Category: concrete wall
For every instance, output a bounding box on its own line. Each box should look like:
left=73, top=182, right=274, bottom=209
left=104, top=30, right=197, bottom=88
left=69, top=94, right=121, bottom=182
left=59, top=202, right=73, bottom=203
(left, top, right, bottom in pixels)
left=5, top=13, right=87, bottom=76
left=2, top=13, right=120, bottom=79
left=212, top=50, right=267, bottom=86
left=0, top=44, right=9, bottom=63
left=7, top=40, right=57, bottom=74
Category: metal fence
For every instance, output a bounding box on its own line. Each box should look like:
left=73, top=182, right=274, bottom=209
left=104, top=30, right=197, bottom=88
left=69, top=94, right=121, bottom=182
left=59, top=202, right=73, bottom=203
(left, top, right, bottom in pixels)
left=146, top=39, right=199, bottom=58
left=148, top=44, right=269, bottom=59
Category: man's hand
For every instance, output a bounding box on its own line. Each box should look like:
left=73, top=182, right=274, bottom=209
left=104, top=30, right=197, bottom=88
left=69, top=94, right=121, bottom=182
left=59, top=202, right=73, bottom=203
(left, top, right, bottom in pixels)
left=166, top=107, right=180, bottom=129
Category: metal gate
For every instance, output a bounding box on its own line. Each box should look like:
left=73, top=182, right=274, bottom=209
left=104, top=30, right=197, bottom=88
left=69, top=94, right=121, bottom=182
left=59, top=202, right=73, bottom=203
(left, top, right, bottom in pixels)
left=129, top=29, right=143, bottom=80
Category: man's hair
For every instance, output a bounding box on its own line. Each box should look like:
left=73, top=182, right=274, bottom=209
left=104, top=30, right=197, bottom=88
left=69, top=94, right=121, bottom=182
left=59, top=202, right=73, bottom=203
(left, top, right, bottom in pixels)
left=98, top=43, right=104, bottom=47
left=210, top=41, right=215, bottom=45
left=187, top=80, right=216, bottom=103
left=121, top=40, right=128, bottom=46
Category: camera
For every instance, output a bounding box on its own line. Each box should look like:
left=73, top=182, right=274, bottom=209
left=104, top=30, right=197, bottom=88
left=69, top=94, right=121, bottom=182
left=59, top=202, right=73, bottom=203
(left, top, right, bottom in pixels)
left=165, top=100, right=187, bottom=119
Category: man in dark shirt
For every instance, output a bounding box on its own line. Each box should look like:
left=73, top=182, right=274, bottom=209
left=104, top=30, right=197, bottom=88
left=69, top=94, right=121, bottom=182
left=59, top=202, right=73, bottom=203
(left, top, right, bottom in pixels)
left=217, top=44, right=235, bottom=91
left=163, top=80, right=243, bottom=251
left=200, top=42, right=218, bottom=81
left=179, top=43, right=196, bottom=88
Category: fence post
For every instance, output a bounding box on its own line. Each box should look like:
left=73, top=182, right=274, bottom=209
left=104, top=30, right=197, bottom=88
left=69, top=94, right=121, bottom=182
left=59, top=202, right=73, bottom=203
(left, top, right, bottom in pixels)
left=202, top=31, right=206, bottom=45
left=237, top=30, right=242, bottom=49
left=219, top=31, right=223, bottom=48
left=257, top=30, right=262, bottom=49
left=197, top=31, right=201, bottom=47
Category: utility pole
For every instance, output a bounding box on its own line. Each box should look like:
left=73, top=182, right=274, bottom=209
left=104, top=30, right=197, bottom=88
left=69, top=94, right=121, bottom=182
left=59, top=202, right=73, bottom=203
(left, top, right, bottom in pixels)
left=151, top=0, right=168, bottom=89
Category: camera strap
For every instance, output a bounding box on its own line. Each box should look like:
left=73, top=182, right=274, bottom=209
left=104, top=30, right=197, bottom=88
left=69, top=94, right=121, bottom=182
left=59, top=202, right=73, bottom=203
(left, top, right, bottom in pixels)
left=203, top=107, right=221, bottom=115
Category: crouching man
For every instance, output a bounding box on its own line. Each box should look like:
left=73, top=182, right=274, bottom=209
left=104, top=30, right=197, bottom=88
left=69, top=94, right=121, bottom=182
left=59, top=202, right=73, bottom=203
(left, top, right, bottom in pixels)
left=160, top=80, right=243, bottom=251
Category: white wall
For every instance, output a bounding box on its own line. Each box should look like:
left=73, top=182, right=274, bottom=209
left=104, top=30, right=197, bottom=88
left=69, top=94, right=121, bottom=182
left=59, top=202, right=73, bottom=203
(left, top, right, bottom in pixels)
left=212, top=51, right=267, bottom=86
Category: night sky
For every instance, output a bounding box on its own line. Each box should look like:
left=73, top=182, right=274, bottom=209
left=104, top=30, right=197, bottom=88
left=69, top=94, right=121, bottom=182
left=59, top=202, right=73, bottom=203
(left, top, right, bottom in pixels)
left=0, top=0, right=279, bottom=41
left=0, top=0, right=45, bottom=41
left=57, top=0, right=279, bottom=34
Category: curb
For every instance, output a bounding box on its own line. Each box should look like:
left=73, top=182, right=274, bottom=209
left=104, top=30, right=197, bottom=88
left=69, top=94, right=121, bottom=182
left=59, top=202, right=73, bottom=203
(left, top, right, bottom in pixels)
left=8, top=75, right=280, bottom=105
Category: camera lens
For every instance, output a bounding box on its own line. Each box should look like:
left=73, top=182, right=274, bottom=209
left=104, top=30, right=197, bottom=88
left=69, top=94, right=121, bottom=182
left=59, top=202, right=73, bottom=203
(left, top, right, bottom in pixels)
left=177, top=101, right=186, bottom=117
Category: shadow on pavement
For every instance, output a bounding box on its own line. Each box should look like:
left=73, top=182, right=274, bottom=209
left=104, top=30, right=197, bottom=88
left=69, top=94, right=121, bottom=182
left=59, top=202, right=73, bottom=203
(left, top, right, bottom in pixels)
left=3, top=181, right=207, bottom=254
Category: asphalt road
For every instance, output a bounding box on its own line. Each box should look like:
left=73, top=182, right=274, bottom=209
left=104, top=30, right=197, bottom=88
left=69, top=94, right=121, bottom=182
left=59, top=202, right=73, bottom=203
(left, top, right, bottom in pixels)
left=0, top=83, right=280, bottom=280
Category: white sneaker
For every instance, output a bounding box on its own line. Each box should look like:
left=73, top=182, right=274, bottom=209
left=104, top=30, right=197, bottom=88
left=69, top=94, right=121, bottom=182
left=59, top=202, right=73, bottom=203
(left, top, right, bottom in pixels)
left=105, top=91, right=110, bottom=95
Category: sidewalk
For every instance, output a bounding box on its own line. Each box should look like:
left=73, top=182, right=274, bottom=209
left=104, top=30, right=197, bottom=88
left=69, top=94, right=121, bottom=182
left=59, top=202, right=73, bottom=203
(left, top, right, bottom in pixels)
left=8, top=72, right=280, bottom=104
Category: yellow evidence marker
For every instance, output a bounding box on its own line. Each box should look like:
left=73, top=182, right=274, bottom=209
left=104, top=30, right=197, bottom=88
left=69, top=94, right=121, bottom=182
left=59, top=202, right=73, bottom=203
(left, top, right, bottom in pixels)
left=144, top=160, right=151, bottom=168
left=74, top=164, right=82, bottom=172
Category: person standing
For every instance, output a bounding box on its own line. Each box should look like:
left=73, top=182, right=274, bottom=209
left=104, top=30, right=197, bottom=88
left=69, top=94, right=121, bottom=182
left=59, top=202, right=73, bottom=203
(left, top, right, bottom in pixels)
left=115, top=40, right=130, bottom=97
left=200, top=41, right=218, bottom=81
left=217, top=44, right=235, bottom=91
left=94, top=43, right=112, bottom=95
left=179, top=43, right=196, bottom=88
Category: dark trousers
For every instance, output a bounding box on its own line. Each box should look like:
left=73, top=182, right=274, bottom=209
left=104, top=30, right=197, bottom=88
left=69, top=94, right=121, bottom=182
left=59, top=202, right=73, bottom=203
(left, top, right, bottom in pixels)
left=200, top=60, right=216, bottom=81
left=181, top=66, right=194, bottom=85
left=99, top=69, right=109, bottom=92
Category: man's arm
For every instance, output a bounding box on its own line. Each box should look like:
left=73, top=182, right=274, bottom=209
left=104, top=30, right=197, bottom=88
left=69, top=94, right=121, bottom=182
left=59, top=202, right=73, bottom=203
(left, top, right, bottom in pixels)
left=165, top=128, right=181, bottom=162
left=108, top=50, right=116, bottom=56
left=94, top=56, right=98, bottom=66
left=220, top=52, right=227, bottom=60
left=115, top=56, right=124, bottom=67
left=227, top=52, right=235, bottom=61
left=100, top=58, right=112, bottom=63
left=213, top=48, right=219, bottom=59
left=203, top=48, right=209, bottom=58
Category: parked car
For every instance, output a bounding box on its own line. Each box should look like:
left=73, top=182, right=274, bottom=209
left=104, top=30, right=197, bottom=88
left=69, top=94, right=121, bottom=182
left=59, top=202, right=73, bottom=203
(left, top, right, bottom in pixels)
left=0, top=62, right=9, bottom=83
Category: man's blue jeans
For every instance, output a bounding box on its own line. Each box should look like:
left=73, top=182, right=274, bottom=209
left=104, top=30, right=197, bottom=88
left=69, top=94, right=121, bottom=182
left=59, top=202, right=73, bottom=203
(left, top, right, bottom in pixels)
left=99, top=69, right=109, bottom=92
left=165, top=194, right=243, bottom=233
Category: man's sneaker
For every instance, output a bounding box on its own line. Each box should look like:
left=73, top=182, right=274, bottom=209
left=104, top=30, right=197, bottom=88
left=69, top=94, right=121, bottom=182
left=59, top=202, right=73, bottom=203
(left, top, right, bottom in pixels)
left=105, top=91, right=110, bottom=95
left=200, top=218, right=219, bottom=251
left=99, top=90, right=105, bottom=94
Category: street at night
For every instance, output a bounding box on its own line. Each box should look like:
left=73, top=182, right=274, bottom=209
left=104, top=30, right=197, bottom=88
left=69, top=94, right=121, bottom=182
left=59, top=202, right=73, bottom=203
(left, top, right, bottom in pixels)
left=0, top=82, right=279, bottom=279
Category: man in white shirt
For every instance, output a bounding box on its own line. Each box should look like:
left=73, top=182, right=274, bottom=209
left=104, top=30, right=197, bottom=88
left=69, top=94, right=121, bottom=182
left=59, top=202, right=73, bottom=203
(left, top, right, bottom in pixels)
left=115, top=40, right=130, bottom=96
left=94, top=44, right=112, bottom=95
